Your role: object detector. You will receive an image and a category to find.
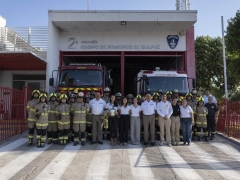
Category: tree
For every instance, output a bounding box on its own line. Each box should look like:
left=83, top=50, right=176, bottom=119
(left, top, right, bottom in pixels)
left=225, top=10, right=240, bottom=56
left=195, top=36, right=239, bottom=99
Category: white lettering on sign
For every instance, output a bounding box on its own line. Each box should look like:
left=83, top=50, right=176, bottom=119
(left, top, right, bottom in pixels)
left=67, top=38, right=160, bottom=50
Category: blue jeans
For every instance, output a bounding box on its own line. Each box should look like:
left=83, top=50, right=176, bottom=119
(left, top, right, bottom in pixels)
left=180, top=118, right=192, bottom=144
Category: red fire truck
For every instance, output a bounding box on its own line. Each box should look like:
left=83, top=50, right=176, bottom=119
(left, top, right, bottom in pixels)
left=49, top=63, right=112, bottom=95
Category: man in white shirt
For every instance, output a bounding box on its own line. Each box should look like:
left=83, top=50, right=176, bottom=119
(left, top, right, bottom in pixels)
left=157, top=94, right=173, bottom=146
left=203, top=88, right=217, bottom=105
left=89, top=92, right=106, bottom=144
left=141, top=93, right=156, bottom=146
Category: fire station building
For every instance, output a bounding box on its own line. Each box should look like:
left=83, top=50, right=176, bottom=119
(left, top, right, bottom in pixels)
left=47, top=10, right=197, bottom=95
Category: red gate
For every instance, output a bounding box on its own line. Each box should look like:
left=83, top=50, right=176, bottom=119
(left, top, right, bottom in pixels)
left=0, top=86, right=47, bottom=142
left=217, top=99, right=240, bottom=140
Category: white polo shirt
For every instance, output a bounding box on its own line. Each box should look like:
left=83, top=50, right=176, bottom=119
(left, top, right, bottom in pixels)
left=119, top=105, right=131, bottom=115
left=141, top=100, right=156, bottom=115
left=179, top=105, right=193, bottom=118
left=130, top=105, right=141, bottom=117
left=156, top=101, right=173, bottom=118
left=89, top=98, right=106, bottom=115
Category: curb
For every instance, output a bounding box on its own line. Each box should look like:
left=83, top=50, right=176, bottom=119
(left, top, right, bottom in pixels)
left=217, top=132, right=240, bottom=146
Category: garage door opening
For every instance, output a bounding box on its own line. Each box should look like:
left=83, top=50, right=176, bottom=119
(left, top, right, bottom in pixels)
left=63, top=54, right=184, bottom=95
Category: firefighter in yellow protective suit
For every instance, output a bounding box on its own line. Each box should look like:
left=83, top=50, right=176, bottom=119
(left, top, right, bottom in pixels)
left=47, top=93, right=59, bottom=144
left=152, top=92, right=160, bottom=140
left=56, top=94, right=70, bottom=145
left=102, top=87, right=111, bottom=140
left=69, top=93, right=76, bottom=142
left=71, top=92, right=89, bottom=146
left=35, top=93, right=49, bottom=148
left=196, top=97, right=208, bottom=141
left=26, top=89, right=40, bottom=146
left=191, top=90, right=198, bottom=138
left=186, top=93, right=197, bottom=140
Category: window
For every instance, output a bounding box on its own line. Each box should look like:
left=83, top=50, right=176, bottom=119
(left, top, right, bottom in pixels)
left=59, top=70, right=103, bottom=87
left=147, top=77, right=189, bottom=93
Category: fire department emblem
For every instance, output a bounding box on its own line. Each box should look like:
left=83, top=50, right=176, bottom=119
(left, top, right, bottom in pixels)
left=167, top=35, right=179, bottom=49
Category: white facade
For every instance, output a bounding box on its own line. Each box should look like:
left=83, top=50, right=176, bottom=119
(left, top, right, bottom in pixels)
left=59, top=31, right=186, bottom=52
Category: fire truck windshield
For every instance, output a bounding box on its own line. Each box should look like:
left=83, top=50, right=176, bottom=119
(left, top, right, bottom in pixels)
left=147, top=77, right=189, bottom=93
left=59, top=70, right=102, bottom=87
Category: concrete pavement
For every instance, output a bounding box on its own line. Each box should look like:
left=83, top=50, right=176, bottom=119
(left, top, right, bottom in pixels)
left=0, top=135, right=240, bottom=180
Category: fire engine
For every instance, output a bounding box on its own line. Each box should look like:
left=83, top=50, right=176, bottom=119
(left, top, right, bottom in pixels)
left=49, top=63, right=112, bottom=95
left=134, top=67, right=195, bottom=95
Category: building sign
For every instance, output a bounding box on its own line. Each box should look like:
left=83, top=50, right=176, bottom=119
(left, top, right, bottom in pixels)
left=60, top=31, right=186, bottom=51
left=167, top=35, right=179, bottom=49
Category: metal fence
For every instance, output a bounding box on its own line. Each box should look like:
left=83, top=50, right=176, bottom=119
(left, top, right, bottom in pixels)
left=217, top=99, right=240, bottom=140
left=0, top=26, right=47, bottom=60
left=0, top=87, right=25, bottom=141
left=0, top=86, right=47, bottom=142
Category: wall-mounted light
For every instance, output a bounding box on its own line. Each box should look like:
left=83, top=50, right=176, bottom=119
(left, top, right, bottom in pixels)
left=121, top=21, right=126, bottom=26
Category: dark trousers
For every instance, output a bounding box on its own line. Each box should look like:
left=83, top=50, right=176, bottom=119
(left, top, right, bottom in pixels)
left=180, top=118, right=192, bottom=144
left=197, top=127, right=208, bottom=136
left=207, top=116, right=216, bottom=136
left=109, top=115, right=118, bottom=138
left=119, top=115, right=130, bottom=143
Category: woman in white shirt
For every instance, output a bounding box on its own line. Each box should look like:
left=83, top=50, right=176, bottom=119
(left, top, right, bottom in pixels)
left=130, top=98, right=142, bottom=145
left=179, top=99, right=195, bottom=145
left=118, top=97, right=131, bottom=146
left=106, top=95, right=118, bottom=146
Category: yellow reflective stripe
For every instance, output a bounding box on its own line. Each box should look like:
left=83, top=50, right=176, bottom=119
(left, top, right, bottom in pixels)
left=36, top=135, right=41, bottom=139
left=104, top=119, right=108, bottom=122
left=28, top=118, right=36, bottom=121
left=58, top=121, right=70, bottom=125
left=73, top=121, right=86, bottom=123
left=196, top=122, right=207, bottom=124
left=49, top=110, right=57, bottom=113
left=86, top=122, right=92, bottom=124
left=28, top=135, right=34, bottom=138
left=36, top=123, right=48, bottom=126
left=62, top=113, right=69, bottom=115
left=74, top=111, right=86, bottom=113
left=197, top=114, right=207, bottom=116
left=48, top=120, right=58, bottom=123
left=41, top=113, right=48, bottom=116
left=81, top=138, right=86, bottom=141
left=29, top=109, right=36, bottom=112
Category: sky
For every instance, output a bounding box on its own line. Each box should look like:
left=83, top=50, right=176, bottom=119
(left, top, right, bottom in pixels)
left=0, top=0, right=239, bottom=38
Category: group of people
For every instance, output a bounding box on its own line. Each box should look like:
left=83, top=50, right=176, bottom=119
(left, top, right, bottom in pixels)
left=26, top=87, right=219, bottom=148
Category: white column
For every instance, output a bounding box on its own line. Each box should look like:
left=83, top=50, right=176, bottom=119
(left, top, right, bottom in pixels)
left=46, top=20, right=60, bottom=94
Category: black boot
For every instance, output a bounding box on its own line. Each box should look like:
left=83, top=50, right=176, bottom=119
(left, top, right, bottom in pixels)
left=37, top=140, right=41, bottom=148
left=73, top=141, right=79, bottom=146
left=205, top=136, right=208, bottom=141
left=47, top=140, right=52, bottom=144
left=197, top=136, right=200, bottom=141
left=28, top=138, right=33, bottom=146
left=210, top=136, right=213, bottom=140
left=81, top=141, right=85, bottom=146
left=107, top=134, right=110, bottom=141
left=71, top=135, right=74, bottom=142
